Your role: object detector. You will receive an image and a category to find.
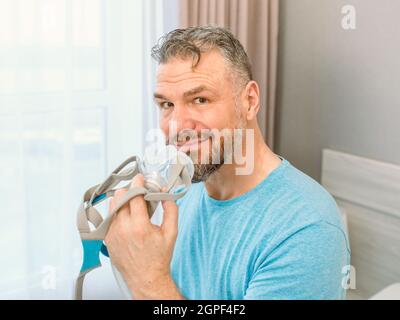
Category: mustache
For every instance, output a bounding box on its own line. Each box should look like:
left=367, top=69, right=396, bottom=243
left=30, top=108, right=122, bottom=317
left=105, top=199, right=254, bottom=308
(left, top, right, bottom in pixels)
left=166, top=129, right=215, bottom=145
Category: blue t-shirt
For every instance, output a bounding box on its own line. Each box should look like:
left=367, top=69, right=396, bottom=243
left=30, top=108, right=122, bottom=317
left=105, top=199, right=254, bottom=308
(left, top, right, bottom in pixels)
left=171, top=158, right=351, bottom=299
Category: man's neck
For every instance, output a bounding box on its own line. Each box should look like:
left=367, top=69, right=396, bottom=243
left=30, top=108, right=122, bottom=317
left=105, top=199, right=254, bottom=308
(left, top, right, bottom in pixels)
left=204, top=126, right=282, bottom=201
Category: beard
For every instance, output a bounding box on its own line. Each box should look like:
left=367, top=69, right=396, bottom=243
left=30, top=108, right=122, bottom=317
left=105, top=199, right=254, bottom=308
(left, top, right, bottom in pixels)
left=192, top=164, right=222, bottom=183
left=185, top=109, right=246, bottom=183
left=191, top=139, right=225, bottom=183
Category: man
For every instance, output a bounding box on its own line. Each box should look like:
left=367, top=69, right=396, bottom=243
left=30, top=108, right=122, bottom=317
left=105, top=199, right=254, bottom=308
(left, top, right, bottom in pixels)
left=105, top=26, right=350, bottom=300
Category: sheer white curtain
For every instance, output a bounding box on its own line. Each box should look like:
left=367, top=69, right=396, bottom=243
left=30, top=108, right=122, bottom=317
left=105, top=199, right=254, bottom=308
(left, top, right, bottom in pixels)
left=0, top=0, right=177, bottom=299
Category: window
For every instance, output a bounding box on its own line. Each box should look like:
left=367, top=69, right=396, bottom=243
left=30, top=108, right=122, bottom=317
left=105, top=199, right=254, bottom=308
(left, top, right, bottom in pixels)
left=0, top=0, right=177, bottom=299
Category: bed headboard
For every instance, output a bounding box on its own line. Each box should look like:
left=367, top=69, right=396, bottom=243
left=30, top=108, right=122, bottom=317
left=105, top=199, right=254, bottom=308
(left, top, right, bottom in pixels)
left=321, top=149, right=400, bottom=299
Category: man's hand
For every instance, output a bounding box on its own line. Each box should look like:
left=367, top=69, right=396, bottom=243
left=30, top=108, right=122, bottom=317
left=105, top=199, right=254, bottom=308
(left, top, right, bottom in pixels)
left=105, top=174, right=184, bottom=300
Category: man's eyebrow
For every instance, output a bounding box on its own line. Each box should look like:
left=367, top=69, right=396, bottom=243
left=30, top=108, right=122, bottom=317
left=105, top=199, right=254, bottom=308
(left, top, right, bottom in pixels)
left=153, top=92, right=167, bottom=100
left=153, top=85, right=212, bottom=101
left=182, top=85, right=208, bottom=98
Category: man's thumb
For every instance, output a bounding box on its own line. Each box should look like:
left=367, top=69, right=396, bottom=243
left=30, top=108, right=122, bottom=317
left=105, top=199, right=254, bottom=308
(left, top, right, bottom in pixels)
left=161, top=200, right=178, bottom=241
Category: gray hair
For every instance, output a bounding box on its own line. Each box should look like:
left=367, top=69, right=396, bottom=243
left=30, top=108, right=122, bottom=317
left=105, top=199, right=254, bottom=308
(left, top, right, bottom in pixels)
left=151, top=26, right=253, bottom=88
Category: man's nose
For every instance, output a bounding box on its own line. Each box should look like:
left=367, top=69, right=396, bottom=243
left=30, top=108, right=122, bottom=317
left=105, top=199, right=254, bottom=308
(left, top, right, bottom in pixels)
left=171, top=104, right=196, bottom=133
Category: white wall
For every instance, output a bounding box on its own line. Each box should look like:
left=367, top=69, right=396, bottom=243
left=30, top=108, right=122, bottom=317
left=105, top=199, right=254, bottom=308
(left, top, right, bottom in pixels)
left=275, top=0, right=400, bottom=180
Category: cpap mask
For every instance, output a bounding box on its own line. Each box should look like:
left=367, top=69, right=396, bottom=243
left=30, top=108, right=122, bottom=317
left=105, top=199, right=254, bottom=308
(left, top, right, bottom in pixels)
left=74, top=144, right=194, bottom=300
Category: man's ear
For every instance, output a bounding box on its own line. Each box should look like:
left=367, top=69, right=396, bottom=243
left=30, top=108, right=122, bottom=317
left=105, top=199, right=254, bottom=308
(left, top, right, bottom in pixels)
left=243, top=81, right=260, bottom=121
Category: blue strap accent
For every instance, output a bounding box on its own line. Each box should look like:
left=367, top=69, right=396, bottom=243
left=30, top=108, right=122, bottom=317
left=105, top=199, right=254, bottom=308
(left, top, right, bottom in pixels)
left=93, top=193, right=106, bottom=205
left=80, top=240, right=103, bottom=273
left=101, top=243, right=109, bottom=257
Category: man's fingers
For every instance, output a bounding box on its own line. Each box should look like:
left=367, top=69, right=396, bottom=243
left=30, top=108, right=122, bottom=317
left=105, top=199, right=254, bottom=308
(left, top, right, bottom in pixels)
left=109, top=197, right=115, bottom=213
left=161, top=200, right=179, bottom=241
left=108, top=197, right=116, bottom=224
left=106, top=189, right=128, bottom=245
left=129, top=174, right=151, bottom=226
left=111, top=188, right=130, bottom=218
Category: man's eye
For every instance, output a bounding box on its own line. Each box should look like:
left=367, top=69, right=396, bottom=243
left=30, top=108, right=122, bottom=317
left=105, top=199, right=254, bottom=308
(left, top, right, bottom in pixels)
left=193, top=97, right=208, bottom=104
left=160, top=101, right=174, bottom=109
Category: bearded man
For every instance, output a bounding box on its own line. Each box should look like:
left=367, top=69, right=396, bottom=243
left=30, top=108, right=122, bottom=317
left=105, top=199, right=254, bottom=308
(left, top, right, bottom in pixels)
left=104, top=26, right=350, bottom=300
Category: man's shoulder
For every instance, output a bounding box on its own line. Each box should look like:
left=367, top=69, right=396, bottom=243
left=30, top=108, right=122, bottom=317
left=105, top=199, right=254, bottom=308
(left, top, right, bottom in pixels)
left=273, top=160, right=342, bottom=224
left=253, top=160, right=348, bottom=249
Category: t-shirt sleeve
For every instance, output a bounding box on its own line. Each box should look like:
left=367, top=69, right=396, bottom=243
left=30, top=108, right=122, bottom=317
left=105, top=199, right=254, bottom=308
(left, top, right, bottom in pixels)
left=244, top=221, right=350, bottom=300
